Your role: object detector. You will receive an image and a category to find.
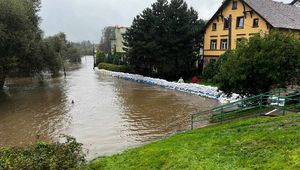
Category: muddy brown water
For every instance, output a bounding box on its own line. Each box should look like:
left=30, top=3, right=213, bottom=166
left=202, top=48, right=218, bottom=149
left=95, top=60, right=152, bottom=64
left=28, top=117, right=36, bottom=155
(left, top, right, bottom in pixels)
left=0, top=56, right=219, bottom=159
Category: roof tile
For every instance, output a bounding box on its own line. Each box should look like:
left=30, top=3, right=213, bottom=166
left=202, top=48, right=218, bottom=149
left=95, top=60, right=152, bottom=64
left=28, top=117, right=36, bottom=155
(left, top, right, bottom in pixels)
left=243, top=0, right=300, bottom=30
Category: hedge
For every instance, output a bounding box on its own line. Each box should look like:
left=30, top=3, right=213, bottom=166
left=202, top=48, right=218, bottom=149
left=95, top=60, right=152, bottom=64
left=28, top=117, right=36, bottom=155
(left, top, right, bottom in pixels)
left=98, top=63, right=130, bottom=73
left=0, top=136, right=86, bottom=169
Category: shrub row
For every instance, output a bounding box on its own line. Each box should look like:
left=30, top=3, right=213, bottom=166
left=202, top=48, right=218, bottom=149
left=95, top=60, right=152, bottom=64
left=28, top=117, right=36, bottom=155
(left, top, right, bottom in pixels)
left=98, top=63, right=130, bottom=73
left=0, top=136, right=86, bottom=169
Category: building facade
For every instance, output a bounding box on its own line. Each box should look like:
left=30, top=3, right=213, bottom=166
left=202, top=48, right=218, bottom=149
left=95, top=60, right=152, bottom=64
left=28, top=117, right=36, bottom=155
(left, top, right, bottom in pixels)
left=203, top=0, right=300, bottom=66
left=110, top=27, right=128, bottom=54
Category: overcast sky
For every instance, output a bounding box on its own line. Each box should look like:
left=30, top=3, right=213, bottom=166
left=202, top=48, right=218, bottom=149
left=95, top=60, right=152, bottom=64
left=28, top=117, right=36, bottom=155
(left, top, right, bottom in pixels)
left=39, top=0, right=292, bottom=43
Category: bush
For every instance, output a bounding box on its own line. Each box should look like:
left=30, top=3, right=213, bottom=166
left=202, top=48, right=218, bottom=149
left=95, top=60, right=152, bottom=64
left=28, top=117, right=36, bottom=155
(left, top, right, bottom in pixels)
left=215, top=30, right=300, bottom=96
left=98, top=63, right=130, bottom=73
left=202, top=52, right=229, bottom=82
left=96, top=50, right=105, bottom=65
left=202, top=61, right=218, bottom=81
left=103, top=53, right=126, bottom=65
left=0, top=136, right=86, bottom=169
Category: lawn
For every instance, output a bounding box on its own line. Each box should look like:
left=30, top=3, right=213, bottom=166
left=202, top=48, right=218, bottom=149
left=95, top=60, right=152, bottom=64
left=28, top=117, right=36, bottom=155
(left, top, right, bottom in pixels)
left=89, top=114, right=300, bottom=170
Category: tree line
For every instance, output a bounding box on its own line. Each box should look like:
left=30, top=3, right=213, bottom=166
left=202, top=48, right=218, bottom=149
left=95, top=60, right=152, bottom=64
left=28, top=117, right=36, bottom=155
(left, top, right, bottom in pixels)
left=0, top=0, right=85, bottom=89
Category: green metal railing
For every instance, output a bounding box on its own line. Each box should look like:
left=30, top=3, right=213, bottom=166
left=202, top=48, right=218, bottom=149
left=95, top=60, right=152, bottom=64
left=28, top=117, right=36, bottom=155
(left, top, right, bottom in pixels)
left=191, top=89, right=300, bottom=130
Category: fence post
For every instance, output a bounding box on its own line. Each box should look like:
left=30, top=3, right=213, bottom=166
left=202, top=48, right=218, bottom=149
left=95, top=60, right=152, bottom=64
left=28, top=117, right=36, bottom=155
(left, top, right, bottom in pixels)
left=191, top=114, right=194, bottom=130
left=221, top=108, right=224, bottom=124
left=283, top=97, right=286, bottom=115
left=259, top=95, right=263, bottom=115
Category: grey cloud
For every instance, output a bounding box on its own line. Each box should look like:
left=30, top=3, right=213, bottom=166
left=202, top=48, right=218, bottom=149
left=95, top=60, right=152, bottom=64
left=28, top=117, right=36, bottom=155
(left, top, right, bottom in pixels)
left=39, top=0, right=292, bottom=42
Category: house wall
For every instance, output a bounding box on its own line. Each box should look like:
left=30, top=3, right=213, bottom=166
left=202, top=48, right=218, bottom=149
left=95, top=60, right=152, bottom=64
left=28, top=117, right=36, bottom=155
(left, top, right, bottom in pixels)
left=114, top=27, right=127, bottom=53
left=203, top=0, right=269, bottom=66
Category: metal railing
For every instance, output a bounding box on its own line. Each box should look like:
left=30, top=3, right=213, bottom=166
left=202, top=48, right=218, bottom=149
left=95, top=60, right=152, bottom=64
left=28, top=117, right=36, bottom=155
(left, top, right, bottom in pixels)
left=191, top=89, right=300, bottom=130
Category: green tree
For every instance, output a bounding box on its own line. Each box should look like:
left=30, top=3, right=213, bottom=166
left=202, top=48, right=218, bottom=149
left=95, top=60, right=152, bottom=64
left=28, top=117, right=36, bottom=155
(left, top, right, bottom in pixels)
left=202, top=52, right=229, bottom=82
left=96, top=50, right=105, bottom=65
left=0, top=0, right=43, bottom=88
left=215, top=31, right=300, bottom=96
left=66, top=45, right=81, bottom=63
left=41, top=36, right=62, bottom=77
left=70, top=41, right=94, bottom=56
left=42, top=32, right=82, bottom=76
left=16, top=0, right=44, bottom=77
left=0, top=0, right=83, bottom=89
left=124, top=0, right=205, bottom=79
left=99, top=27, right=115, bottom=54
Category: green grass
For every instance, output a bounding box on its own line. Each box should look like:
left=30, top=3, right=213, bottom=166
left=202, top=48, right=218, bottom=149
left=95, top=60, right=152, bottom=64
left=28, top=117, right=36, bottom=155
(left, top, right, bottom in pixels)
left=286, top=104, right=300, bottom=112
left=89, top=114, right=300, bottom=170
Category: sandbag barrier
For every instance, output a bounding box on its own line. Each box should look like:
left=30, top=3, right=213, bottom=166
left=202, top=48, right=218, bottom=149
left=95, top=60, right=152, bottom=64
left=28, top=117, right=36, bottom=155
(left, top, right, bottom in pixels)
left=98, top=69, right=239, bottom=104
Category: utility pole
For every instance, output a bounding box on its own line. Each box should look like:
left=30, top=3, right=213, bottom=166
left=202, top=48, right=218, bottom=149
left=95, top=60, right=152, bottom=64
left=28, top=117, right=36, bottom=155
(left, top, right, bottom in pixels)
left=93, top=44, right=96, bottom=69
left=228, top=14, right=232, bottom=50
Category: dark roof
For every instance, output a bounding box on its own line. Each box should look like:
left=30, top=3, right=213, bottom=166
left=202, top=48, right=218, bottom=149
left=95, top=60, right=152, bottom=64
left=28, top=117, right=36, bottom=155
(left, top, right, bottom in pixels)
left=290, top=0, right=300, bottom=5
left=243, top=0, right=300, bottom=30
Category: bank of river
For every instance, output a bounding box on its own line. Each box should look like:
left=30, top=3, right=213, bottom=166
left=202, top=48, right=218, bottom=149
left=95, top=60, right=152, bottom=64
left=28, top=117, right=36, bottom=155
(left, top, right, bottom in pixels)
left=0, top=56, right=219, bottom=159
left=90, top=114, right=300, bottom=169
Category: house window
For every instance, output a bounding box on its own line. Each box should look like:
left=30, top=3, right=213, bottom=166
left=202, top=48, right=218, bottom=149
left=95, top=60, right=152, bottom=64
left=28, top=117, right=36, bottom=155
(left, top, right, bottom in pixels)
left=253, top=18, right=259, bottom=28
left=212, top=23, right=217, bottom=31
left=232, top=1, right=238, bottom=10
left=220, top=39, right=228, bottom=50
left=210, top=40, right=217, bottom=50
left=224, top=18, right=229, bottom=30
left=236, top=16, right=244, bottom=29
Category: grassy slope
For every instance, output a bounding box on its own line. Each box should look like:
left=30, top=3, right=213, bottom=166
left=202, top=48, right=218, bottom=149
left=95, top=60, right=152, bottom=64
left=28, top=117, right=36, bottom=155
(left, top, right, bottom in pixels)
left=89, top=114, right=300, bottom=170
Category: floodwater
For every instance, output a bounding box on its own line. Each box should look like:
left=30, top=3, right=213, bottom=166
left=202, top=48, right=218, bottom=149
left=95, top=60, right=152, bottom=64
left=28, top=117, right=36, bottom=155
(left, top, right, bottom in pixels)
left=0, top=56, right=219, bottom=159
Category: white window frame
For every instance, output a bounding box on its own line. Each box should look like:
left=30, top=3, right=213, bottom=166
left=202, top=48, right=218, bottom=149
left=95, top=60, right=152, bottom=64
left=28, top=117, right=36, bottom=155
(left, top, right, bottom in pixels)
left=236, top=16, right=244, bottom=28
left=221, top=39, right=228, bottom=50
left=210, top=40, right=217, bottom=50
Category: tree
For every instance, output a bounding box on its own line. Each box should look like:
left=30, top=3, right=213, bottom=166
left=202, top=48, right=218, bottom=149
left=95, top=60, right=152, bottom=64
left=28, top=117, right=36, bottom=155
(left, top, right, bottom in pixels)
left=214, top=31, right=300, bottom=96
left=0, top=0, right=43, bottom=89
left=41, top=38, right=62, bottom=77
left=0, top=0, right=84, bottom=89
left=42, top=33, right=82, bottom=77
left=99, top=27, right=115, bottom=54
left=202, top=52, right=229, bottom=82
left=123, top=0, right=205, bottom=79
left=96, top=50, right=105, bottom=65
left=66, top=45, right=81, bottom=63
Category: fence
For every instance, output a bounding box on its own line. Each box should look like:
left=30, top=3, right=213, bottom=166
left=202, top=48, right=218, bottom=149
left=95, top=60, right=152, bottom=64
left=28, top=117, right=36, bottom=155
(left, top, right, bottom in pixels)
left=191, top=89, right=300, bottom=130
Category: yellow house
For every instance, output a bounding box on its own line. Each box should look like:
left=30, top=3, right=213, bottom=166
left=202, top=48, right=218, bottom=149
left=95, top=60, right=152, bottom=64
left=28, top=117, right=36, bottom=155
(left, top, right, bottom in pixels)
left=203, top=0, right=300, bottom=66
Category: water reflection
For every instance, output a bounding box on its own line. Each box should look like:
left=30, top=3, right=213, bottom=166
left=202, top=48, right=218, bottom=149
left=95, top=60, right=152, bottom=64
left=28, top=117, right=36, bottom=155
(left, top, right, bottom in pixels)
left=0, top=78, right=69, bottom=147
left=115, top=82, right=218, bottom=142
left=0, top=56, right=219, bottom=159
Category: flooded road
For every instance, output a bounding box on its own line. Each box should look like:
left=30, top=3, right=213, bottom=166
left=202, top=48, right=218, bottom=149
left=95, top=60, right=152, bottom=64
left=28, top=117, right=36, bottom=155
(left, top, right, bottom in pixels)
left=0, top=56, right=219, bottom=159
